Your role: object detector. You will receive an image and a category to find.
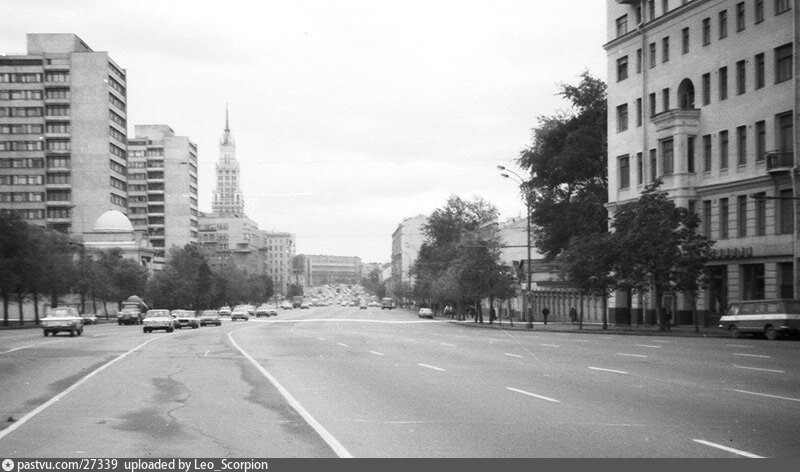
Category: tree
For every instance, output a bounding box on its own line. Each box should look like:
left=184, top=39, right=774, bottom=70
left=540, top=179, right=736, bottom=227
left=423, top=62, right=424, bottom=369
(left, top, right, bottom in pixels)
left=0, top=213, right=28, bottom=327
left=147, top=244, right=213, bottom=310
left=557, top=233, right=618, bottom=329
left=286, top=283, right=304, bottom=299
left=518, top=71, right=608, bottom=260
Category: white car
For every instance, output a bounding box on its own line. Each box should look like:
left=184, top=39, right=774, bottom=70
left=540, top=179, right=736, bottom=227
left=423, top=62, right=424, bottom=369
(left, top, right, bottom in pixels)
left=143, top=309, right=176, bottom=333
left=418, top=308, right=434, bottom=319
left=42, top=307, right=84, bottom=337
left=231, top=305, right=250, bottom=321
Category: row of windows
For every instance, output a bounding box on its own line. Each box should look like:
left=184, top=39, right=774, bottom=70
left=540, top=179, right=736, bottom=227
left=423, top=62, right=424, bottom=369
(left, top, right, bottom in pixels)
left=47, top=140, right=70, bottom=151
left=0, top=124, right=44, bottom=135
left=0, top=175, right=44, bottom=185
left=110, top=193, right=127, bottom=207
left=45, top=88, right=69, bottom=100
left=0, top=192, right=43, bottom=202
left=108, top=93, right=125, bottom=111
left=0, top=209, right=45, bottom=219
left=695, top=190, right=793, bottom=241
left=0, top=106, right=43, bottom=117
left=108, top=76, right=126, bottom=97
left=45, top=71, right=69, bottom=83
left=0, top=140, right=44, bottom=151
left=0, top=73, right=42, bottom=83
left=46, top=105, right=69, bottom=117
left=47, top=123, right=70, bottom=134
left=108, top=62, right=125, bottom=81
left=109, top=126, right=126, bottom=142
left=109, top=109, right=125, bottom=127
left=109, top=143, right=126, bottom=159
left=110, top=159, right=126, bottom=175
left=0, top=158, right=44, bottom=168
left=0, top=90, right=43, bottom=100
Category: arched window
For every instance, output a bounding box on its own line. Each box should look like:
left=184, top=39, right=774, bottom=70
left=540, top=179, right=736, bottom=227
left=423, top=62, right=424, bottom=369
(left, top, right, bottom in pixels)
left=678, top=78, right=695, bottom=109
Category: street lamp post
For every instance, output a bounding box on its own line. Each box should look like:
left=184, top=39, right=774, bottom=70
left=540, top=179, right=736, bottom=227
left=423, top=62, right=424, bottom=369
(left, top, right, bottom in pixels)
left=498, top=165, right=533, bottom=330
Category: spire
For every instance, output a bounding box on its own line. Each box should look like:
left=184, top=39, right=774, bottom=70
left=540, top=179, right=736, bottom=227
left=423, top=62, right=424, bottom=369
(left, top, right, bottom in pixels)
left=225, top=103, right=230, bottom=132
left=220, top=104, right=234, bottom=146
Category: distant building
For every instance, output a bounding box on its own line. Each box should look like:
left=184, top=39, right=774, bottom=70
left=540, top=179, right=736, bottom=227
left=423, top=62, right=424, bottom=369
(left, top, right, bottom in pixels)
left=198, top=211, right=262, bottom=275
left=1, top=33, right=128, bottom=236
left=258, top=230, right=296, bottom=296
left=212, top=106, right=244, bottom=216
left=82, top=209, right=155, bottom=273
left=295, top=254, right=362, bottom=286
left=390, top=214, right=427, bottom=298
left=127, top=125, right=198, bottom=269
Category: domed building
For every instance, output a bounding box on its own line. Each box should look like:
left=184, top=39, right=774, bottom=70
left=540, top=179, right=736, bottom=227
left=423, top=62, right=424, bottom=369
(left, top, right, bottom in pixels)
left=82, top=210, right=155, bottom=273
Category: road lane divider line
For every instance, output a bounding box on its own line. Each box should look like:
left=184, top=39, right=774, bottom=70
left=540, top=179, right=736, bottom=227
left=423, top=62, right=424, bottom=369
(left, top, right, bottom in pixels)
left=0, top=345, right=34, bottom=355
left=635, top=344, right=662, bottom=348
left=588, top=366, right=629, bottom=375
left=616, top=353, right=648, bottom=358
left=0, top=336, right=161, bottom=442
left=504, top=353, right=523, bottom=358
left=733, top=365, right=785, bottom=373
left=228, top=331, right=353, bottom=458
left=726, top=344, right=753, bottom=348
left=440, top=342, right=456, bottom=347
left=733, top=353, right=771, bottom=359
left=733, top=389, right=800, bottom=403
left=539, top=343, right=560, bottom=348
left=692, top=439, right=764, bottom=458
left=650, top=340, right=671, bottom=343
left=368, top=351, right=385, bottom=356
left=337, top=343, right=349, bottom=348
left=506, top=387, right=560, bottom=403
left=418, top=363, right=445, bottom=372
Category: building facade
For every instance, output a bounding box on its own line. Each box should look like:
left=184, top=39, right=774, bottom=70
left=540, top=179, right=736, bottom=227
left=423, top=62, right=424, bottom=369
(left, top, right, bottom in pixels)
left=296, top=254, right=363, bottom=287
left=258, top=231, right=296, bottom=296
left=1, top=33, right=128, bottom=236
left=127, top=125, right=198, bottom=268
left=212, top=107, right=244, bottom=216
left=390, top=214, right=427, bottom=298
left=605, top=0, right=797, bottom=324
left=198, top=211, right=262, bottom=274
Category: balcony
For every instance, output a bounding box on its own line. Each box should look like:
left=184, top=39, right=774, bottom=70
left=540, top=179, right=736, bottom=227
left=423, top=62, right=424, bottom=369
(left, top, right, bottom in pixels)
left=766, top=151, right=794, bottom=173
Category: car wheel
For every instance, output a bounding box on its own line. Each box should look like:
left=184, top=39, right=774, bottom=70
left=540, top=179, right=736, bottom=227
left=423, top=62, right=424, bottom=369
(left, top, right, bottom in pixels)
left=143, top=328, right=148, bottom=333
left=77, top=328, right=83, bottom=336
left=70, top=328, right=76, bottom=337
left=167, top=327, right=174, bottom=333
left=43, top=330, right=48, bottom=337
left=765, top=325, right=778, bottom=340
left=729, top=325, right=742, bottom=339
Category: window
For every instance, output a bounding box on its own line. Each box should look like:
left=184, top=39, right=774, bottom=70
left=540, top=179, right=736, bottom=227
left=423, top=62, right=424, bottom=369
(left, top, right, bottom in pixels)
left=736, top=2, right=746, bottom=31
left=775, top=43, right=793, bottom=83
left=703, top=200, right=712, bottom=237
left=755, top=192, right=767, bottom=236
left=777, top=112, right=793, bottom=155
left=636, top=48, right=643, bottom=74
left=662, top=138, right=674, bottom=175
left=719, top=10, right=728, bottom=38
left=776, top=0, right=791, bottom=15
left=617, top=103, right=629, bottom=131
left=648, top=0, right=656, bottom=20
left=688, top=136, right=696, bottom=173
left=682, top=27, right=690, bottom=54
left=703, top=134, right=712, bottom=172
left=662, top=0, right=668, bottom=15
left=737, top=195, right=748, bottom=237
left=741, top=264, right=765, bottom=300
left=702, top=18, right=711, bottom=45
left=720, top=130, right=730, bottom=170
left=636, top=98, right=642, bottom=127
left=649, top=148, right=658, bottom=181
left=636, top=152, right=644, bottom=185
left=649, top=93, right=657, bottom=117
left=779, top=188, right=793, bottom=234
left=662, top=36, right=670, bottom=62
left=720, top=198, right=730, bottom=239
left=702, top=73, right=711, bottom=105
left=737, top=126, right=747, bottom=166
left=755, top=120, right=766, bottom=162
left=662, top=88, right=670, bottom=112
left=649, top=42, right=657, bottom=68
left=736, top=60, right=746, bottom=95
left=755, top=53, right=765, bottom=89
left=755, top=0, right=764, bottom=23
left=719, top=66, right=728, bottom=100
left=616, top=15, right=629, bottom=37
left=619, top=155, right=630, bottom=189
left=617, top=56, right=629, bottom=81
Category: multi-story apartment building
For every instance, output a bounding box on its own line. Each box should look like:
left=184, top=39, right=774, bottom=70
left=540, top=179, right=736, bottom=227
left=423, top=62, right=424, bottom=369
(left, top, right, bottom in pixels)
left=1, top=33, right=128, bottom=236
left=390, top=214, right=427, bottom=297
left=295, top=254, right=363, bottom=287
left=127, top=125, right=198, bottom=268
left=605, top=0, right=797, bottom=324
left=258, top=231, right=296, bottom=296
left=198, top=211, right=262, bottom=274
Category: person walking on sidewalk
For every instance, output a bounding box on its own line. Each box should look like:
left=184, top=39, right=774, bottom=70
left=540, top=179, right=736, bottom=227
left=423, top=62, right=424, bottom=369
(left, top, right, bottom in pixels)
left=569, top=307, right=577, bottom=325
left=541, top=307, right=550, bottom=325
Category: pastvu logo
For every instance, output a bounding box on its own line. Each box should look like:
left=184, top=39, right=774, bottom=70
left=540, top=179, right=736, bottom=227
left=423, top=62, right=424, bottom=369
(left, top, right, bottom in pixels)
left=1, top=459, right=14, bottom=472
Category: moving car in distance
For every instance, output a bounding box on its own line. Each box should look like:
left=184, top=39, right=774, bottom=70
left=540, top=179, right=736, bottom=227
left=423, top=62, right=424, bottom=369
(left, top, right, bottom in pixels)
left=143, top=309, right=175, bottom=333
left=81, top=313, right=98, bottom=325
left=218, top=306, right=232, bottom=317
left=381, top=297, right=394, bottom=310
left=42, top=307, right=84, bottom=337
left=174, top=310, right=200, bottom=329
left=280, top=300, right=293, bottom=310
left=199, top=310, right=221, bottom=326
left=118, top=295, right=148, bottom=325
left=719, top=299, right=800, bottom=340
left=231, top=305, right=250, bottom=321
left=418, top=307, right=434, bottom=319
left=359, top=300, right=367, bottom=310
left=256, top=304, right=278, bottom=317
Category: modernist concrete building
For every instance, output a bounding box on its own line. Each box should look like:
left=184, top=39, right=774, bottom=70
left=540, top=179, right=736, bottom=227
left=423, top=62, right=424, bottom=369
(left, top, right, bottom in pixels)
left=258, top=230, right=296, bottom=296
left=295, top=254, right=363, bottom=287
left=389, top=214, right=427, bottom=298
left=127, top=125, right=198, bottom=268
left=1, top=33, right=128, bottom=236
left=198, top=211, right=263, bottom=274
left=605, top=0, right=797, bottom=324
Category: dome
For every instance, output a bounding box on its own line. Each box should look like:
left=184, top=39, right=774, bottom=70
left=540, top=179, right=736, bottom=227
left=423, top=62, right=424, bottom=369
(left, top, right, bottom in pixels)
left=93, top=210, right=134, bottom=233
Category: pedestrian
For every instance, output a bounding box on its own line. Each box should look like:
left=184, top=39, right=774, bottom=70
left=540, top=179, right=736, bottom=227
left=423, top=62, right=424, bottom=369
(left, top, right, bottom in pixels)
left=489, top=306, right=496, bottom=324
left=569, top=306, right=577, bottom=325
left=664, top=308, right=672, bottom=331
left=541, top=307, right=550, bottom=325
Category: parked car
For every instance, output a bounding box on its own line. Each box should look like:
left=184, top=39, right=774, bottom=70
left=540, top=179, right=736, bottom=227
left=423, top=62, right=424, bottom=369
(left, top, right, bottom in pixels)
left=418, top=307, right=434, bottom=319
left=231, top=305, right=250, bottom=321
left=218, top=306, right=232, bottom=317
left=360, top=300, right=367, bottom=310
left=719, top=299, right=800, bottom=340
left=256, top=304, right=277, bottom=317
left=81, top=313, right=98, bottom=325
left=42, top=307, right=84, bottom=337
left=199, top=310, right=221, bottom=327
left=143, top=309, right=176, bottom=333
left=300, top=302, right=311, bottom=309
left=280, top=301, right=293, bottom=310
left=174, top=310, right=200, bottom=329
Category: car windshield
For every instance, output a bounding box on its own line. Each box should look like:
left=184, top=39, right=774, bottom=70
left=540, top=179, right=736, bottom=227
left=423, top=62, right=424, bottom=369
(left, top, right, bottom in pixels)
left=201, top=311, right=218, bottom=316
left=46, top=308, right=75, bottom=318
left=146, top=310, right=170, bottom=318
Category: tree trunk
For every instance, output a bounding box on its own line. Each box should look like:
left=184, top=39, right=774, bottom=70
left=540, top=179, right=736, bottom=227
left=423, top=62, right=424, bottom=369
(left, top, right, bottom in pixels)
left=16, top=290, right=24, bottom=326
left=2, top=290, right=9, bottom=327
left=33, top=291, right=40, bottom=324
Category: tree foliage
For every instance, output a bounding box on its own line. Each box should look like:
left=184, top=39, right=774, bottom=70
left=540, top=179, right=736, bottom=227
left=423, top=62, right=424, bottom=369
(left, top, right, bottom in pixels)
left=518, top=71, right=608, bottom=260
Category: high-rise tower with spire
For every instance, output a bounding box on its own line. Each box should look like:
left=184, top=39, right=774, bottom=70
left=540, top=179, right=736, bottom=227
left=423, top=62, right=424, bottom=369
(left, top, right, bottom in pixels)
left=212, top=106, right=245, bottom=215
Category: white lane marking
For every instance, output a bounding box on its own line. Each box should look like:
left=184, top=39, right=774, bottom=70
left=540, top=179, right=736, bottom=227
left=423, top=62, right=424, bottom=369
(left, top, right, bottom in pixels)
left=539, top=343, right=560, bottom=348
left=616, top=353, right=648, bottom=358
left=204, top=350, right=210, bottom=357
left=734, top=389, right=800, bottom=403
left=368, top=351, right=385, bottom=356
left=228, top=331, right=352, bottom=458
left=733, top=353, right=771, bottom=359
left=337, top=343, right=349, bottom=348
left=252, top=318, right=448, bottom=324
left=0, top=345, right=34, bottom=355
left=317, top=337, right=325, bottom=341
left=726, top=344, right=753, bottom=348
left=574, top=339, right=590, bottom=343
left=440, top=342, right=456, bottom=347
left=650, top=340, right=671, bottom=343
left=0, top=336, right=161, bottom=442
left=506, top=387, right=560, bottom=403
left=733, top=365, right=785, bottom=373
left=589, top=366, right=629, bottom=375
left=733, top=364, right=786, bottom=374
left=418, top=363, right=445, bottom=372
left=635, top=344, right=662, bottom=348
left=504, top=353, right=523, bottom=358
left=692, top=439, right=764, bottom=458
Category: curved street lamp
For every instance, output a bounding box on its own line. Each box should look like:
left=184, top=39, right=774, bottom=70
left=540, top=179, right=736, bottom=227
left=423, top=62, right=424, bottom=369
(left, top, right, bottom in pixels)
left=497, top=165, right=534, bottom=330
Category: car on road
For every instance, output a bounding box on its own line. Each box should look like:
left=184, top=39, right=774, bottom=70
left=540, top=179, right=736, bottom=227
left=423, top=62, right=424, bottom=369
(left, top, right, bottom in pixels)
left=174, top=310, right=200, bottom=329
left=381, top=297, right=394, bottom=310
left=280, top=301, right=293, bottom=310
left=368, top=301, right=380, bottom=308
left=300, top=302, right=311, bottom=309
left=719, top=299, right=800, bottom=340
left=231, top=305, right=250, bottom=321
left=360, top=300, right=367, bottom=309
left=143, top=309, right=176, bottom=333
left=199, top=310, right=222, bottom=326
left=81, top=313, right=98, bottom=325
left=418, top=307, right=434, bottom=319
left=218, top=306, right=232, bottom=317
left=42, top=307, right=84, bottom=337
left=256, top=304, right=278, bottom=317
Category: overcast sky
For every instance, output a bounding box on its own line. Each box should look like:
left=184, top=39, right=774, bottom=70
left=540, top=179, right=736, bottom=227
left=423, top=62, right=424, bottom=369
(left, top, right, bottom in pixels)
left=1, top=0, right=607, bottom=263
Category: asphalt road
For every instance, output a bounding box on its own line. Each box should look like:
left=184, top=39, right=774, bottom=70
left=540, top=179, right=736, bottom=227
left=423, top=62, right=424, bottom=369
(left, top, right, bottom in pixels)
left=1, top=305, right=798, bottom=458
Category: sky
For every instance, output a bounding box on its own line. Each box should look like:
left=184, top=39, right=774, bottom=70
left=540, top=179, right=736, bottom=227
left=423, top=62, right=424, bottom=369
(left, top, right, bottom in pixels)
left=1, top=0, right=608, bottom=263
